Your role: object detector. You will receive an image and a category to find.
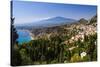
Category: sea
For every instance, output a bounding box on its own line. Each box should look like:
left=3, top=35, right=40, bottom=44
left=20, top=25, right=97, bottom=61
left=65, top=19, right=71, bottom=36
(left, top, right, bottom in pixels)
left=17, top=30, right=32, bottom=44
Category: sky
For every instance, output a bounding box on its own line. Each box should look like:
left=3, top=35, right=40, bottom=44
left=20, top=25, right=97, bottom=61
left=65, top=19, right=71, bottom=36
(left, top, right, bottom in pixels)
left=12, top=1, right=97, bottom=24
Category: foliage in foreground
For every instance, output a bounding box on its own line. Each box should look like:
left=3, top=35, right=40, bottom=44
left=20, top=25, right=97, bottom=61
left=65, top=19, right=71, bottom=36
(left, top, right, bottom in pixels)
left=13, top=33, right=97, bottom=66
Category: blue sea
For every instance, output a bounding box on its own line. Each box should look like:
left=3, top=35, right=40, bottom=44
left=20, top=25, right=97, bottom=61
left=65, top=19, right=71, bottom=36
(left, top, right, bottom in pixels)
left=17, top=30, right=31, bottom=44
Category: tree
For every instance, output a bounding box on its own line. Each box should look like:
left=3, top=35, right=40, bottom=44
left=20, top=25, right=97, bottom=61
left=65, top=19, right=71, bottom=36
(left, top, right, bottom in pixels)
left=11, top=1, right=22, bottom=66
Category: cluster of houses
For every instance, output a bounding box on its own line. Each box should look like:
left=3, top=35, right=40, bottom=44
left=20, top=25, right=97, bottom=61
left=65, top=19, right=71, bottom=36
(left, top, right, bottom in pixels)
left=66, top=24, right=97, bottom=44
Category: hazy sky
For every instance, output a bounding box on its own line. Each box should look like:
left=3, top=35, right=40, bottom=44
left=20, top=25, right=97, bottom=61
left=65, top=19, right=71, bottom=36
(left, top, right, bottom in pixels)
left=12, top=1, right=97, bottom=24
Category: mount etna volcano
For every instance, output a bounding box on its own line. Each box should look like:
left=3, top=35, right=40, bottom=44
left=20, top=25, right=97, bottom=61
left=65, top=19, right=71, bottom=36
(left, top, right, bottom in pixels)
left=16, top=16, right=76, bottom=28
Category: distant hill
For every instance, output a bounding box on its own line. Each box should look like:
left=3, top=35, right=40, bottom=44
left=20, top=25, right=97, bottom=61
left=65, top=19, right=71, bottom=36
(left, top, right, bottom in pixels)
left=32, top=16, right=76, bottom=27
left=16, top=16, right=76, bottom=29
left=78, top=18, right=88, bottom=24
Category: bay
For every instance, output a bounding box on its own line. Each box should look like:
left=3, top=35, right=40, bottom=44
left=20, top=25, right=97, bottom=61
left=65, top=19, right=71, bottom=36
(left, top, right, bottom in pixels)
left=17, top=30, right=32, bottom=44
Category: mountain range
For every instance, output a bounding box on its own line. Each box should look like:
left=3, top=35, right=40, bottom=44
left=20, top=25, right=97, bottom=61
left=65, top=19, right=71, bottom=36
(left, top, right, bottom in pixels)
left=16, top=16, right=76, bottom=28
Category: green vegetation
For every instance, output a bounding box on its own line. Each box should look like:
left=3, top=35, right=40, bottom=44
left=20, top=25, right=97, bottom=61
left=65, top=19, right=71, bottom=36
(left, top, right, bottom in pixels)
left=12, top=15, right=97, bottom=66
left=12, top=32, right=97, bottom=66
left=11, top=17, right=22, bottom=66
left=90, top=15, right=97, bottom=24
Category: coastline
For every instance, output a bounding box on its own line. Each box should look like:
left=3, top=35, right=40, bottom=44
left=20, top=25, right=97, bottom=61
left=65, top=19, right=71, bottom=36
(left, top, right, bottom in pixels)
left=29, top=32, right=35, bottom=40
left=17, top=29, right=35, bottom=40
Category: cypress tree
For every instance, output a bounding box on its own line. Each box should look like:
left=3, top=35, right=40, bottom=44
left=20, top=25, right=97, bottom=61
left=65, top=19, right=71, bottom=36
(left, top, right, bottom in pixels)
left=11, top=1, right=22, bottom=66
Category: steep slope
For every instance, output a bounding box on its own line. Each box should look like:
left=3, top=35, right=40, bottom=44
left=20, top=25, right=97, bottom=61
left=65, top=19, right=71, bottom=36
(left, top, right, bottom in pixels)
left=90, top=15, right=97, bottom=24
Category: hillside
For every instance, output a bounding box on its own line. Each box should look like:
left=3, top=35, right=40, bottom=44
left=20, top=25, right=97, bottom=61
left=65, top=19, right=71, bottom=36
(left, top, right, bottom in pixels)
left=30, top=15, right=97, bottom=40
left=14, top=15, right=97, bottom=65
